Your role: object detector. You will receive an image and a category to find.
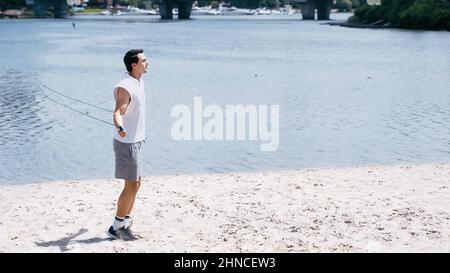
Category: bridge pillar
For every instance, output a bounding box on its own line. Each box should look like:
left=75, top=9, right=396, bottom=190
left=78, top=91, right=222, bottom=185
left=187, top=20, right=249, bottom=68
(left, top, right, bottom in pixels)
left=54, top=1, right=68, bottom=18
left=159, top=1, right=174, bottom=19
left=31, top=0, right=68, bottom=18
left=156, top=0, right=193, bottom=20
left=178, top=1, right=192, bottom=20
left=32, top=0, right=48, bottom=18
left=317, top=0, right=332, bottom=20
left=296, top=0, right=333, bottom=20
left=300, top=2, right=315, bottom=20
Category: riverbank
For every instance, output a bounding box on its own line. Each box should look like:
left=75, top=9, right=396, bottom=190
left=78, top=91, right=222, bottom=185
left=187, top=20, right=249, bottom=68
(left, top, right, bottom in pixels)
left=324, top=20, right=393, bottom=29
left=0, top=163, right=449, bottom=252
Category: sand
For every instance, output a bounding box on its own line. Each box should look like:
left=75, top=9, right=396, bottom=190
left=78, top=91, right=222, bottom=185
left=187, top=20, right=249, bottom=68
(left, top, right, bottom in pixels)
left=0, top=163, right=449, bottom=253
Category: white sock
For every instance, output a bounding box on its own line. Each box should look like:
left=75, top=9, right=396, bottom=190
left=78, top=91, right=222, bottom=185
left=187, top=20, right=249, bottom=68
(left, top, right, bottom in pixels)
left=112, top=216, right=124, bottom=231
left=124, top=215, right=132, bottom=229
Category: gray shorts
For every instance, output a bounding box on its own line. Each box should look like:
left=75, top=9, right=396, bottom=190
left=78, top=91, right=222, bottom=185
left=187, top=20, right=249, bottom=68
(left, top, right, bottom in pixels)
left=113, top=138, right=144, bottom=181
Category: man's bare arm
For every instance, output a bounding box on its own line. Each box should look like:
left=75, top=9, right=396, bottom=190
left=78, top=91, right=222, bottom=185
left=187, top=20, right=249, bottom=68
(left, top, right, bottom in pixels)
left=113, top=87, right=131, bottom=138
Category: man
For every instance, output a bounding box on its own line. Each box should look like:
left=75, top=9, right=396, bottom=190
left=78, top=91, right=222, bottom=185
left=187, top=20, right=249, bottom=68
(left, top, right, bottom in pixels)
left=107, top=49, right=149, bottom=240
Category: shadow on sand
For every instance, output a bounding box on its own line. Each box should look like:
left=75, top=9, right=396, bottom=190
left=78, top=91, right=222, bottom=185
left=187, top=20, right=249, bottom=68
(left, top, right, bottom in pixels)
left=35, top=228, right=111, bottom=252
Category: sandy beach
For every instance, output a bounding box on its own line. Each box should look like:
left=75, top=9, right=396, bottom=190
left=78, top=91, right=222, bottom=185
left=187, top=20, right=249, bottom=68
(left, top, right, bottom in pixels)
left=0, top=163, right=449, bottom=253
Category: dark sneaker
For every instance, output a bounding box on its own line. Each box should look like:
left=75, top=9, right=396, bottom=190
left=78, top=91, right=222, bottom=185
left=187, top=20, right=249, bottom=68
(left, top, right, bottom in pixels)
left=106, top=226, right=128, bottom=240
left=122, top=228, right=143, bottom=241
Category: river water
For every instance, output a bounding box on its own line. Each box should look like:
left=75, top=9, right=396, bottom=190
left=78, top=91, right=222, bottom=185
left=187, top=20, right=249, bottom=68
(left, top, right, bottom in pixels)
left=0, top=13, right=449, bottom=184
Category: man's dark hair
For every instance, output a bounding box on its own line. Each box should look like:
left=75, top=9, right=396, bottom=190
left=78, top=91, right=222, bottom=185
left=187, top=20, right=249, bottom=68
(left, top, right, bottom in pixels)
left=123, top=49, right=144, bottom=72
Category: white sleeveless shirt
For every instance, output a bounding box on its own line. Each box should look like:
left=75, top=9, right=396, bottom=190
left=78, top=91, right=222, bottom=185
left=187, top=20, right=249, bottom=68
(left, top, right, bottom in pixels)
left=113, top=75, right=146, bottom=143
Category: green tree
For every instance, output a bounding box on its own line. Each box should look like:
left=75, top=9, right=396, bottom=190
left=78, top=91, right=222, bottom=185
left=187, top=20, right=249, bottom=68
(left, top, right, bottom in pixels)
left=260, top=0, right=279, bottom=8
left=352, top=0, right=450, bottom=30
left=230, top=0, right=260, bottom=9
left=399, top=0, right=450, bottom=30
left=210, top=1, right=220, bottom=8
left=352, top=0, right=361, bottom=9
left=1, top=0, right=25, bottom=8
left=334, top=0, right=353, bottom=12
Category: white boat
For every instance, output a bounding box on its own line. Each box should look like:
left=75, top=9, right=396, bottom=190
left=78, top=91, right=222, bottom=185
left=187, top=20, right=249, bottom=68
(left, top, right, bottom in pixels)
left=126, top=7, right=158, bottom=15
left=221, top=7, right=253, bottom=15
left=191, top=6, right=221, bottom=15
left=271, top=10, right=282, bottom=15
left=256, top=8, right=272, bottom=15
left=281, top=5, right=296, bottom=15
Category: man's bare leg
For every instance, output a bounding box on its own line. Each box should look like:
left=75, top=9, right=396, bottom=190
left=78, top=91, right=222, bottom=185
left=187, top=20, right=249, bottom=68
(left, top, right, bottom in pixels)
left=125, top=177, right=141, bottom=216
left=116, top=180, right=140, bottom=218
left=107, top=180, right=140, bottom=239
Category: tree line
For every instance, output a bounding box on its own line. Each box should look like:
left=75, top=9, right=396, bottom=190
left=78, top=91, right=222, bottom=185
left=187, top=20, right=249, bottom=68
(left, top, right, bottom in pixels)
left=351, top=0, right=450, bottom=30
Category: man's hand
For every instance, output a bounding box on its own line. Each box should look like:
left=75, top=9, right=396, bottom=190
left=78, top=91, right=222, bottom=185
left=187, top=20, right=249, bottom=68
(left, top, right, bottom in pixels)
left=119, top=130, right=127, bottom=138
left=118, top=131, right=127, bottom=138
left=117, top=126, right=127, bottom=138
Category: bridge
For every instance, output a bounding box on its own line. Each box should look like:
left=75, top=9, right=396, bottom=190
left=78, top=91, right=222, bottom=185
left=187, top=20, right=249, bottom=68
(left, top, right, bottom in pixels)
left=154, top=0, right=193, bottom=19
left=25, top=0, right=68, bottom=18
left=25, top=0, right=334, bottom=20
left=295, top=0, right=334, bottom=20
